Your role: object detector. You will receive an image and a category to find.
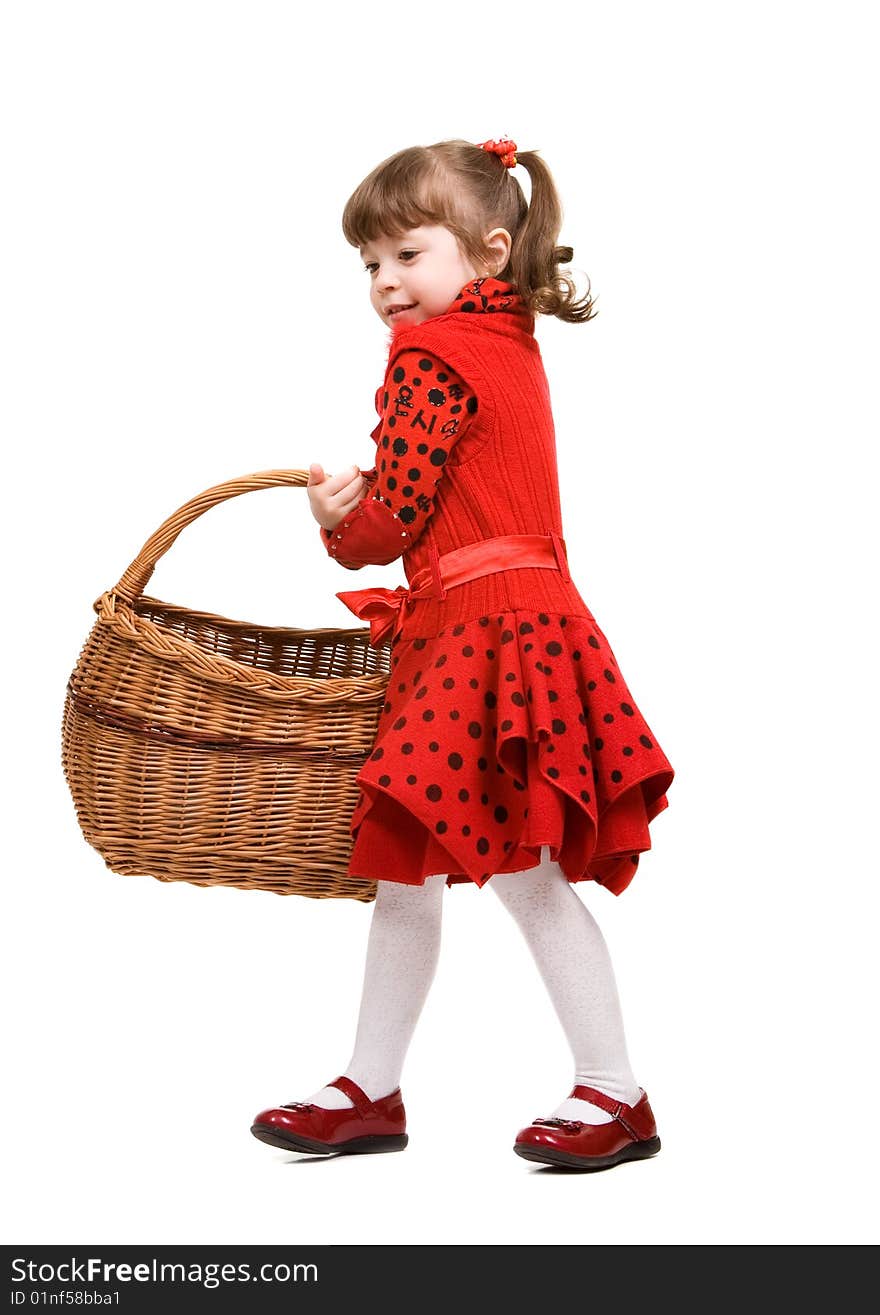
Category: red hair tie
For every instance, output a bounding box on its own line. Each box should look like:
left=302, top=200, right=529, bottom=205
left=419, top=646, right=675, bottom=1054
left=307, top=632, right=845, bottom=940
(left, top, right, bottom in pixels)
left=478, top=136, right=518, bottom=169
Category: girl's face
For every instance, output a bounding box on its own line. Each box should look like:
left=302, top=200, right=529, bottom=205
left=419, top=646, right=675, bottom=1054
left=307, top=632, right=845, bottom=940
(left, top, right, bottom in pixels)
left=360, top=224, right=488, bottom=328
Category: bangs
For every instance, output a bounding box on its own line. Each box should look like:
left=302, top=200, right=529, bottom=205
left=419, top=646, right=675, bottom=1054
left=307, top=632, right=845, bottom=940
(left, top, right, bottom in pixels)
left=342, top=147, right=481, bottom=251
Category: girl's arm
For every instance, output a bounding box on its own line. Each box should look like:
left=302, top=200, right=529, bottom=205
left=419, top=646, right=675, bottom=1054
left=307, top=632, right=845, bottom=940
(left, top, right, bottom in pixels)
left=320, top=348, right=477, bottom=570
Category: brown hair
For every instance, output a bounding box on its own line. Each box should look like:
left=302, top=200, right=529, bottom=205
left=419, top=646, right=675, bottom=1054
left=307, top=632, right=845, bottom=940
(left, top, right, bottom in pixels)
left=341, top=139, right=597, bottom=324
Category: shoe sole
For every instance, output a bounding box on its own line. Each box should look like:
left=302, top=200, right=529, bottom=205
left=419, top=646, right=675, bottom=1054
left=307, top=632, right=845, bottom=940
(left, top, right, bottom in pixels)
left=513, top=1135, right=661, bottom=1170
left=250, top=1124, right=408, bottom=1156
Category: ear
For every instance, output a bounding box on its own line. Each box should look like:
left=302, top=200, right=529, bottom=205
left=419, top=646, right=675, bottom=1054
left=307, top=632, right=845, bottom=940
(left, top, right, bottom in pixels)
left=484, top=227, right=512, bottom=276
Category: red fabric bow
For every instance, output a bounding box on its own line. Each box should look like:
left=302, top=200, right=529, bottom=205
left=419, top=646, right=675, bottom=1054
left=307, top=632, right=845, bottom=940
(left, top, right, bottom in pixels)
left=335, top=585, right=412, bottom=649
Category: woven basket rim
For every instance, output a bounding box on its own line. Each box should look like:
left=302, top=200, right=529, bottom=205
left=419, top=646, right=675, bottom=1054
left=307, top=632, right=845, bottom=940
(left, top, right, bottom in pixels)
left=91, top=589, right=389, bottom=701
left=124, top=591, right=379, bottom=641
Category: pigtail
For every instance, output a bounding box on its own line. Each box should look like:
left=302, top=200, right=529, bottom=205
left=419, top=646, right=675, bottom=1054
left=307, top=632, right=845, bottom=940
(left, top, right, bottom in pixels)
left=505, top=150, right=597, bottom=324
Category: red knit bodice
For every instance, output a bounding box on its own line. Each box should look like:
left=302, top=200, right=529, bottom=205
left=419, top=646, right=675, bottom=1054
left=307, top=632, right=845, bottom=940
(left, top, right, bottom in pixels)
left=380, top=281, right=589, bottom=636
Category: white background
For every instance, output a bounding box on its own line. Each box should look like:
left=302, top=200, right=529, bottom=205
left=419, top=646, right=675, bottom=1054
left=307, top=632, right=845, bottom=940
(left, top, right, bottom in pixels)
left=2, top=0, right=877, bottom=1247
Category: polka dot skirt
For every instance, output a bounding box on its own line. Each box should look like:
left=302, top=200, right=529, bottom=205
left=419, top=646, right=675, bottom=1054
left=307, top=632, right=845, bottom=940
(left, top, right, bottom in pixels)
left=345, top=609, right=675, bottom=895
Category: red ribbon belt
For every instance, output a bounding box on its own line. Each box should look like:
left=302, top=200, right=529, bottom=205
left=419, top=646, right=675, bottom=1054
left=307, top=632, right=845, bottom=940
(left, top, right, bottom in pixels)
left=336, top=531, right=570, bottom=649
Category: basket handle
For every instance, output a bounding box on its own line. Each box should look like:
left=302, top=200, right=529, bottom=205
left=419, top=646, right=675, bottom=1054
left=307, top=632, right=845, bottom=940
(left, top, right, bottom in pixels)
left=108, top=469, right=310, bottom=603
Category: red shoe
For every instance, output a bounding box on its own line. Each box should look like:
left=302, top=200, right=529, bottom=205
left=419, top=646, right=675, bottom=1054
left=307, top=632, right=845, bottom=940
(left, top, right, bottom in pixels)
left=250, top=1075, right=408, bottom=1156
left=514, top=1085, right=661, bottom=1170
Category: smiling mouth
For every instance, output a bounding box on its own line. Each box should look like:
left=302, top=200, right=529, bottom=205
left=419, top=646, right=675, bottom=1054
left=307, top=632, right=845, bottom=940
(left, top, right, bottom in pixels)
left=386, top=304, right=416, bottom=316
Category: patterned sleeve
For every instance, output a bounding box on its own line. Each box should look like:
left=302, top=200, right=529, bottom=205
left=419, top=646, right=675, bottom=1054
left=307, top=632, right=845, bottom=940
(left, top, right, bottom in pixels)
left=319, top=348, right=478, bottom=570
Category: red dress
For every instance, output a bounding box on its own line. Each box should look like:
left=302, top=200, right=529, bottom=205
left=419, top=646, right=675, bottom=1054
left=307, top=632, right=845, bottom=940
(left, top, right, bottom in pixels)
left=321, top=277, right=674, bottom=895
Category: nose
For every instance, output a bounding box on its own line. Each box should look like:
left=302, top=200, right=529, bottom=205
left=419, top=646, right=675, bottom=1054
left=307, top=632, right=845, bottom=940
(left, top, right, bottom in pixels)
left=376, top=262, right=400, bottom=293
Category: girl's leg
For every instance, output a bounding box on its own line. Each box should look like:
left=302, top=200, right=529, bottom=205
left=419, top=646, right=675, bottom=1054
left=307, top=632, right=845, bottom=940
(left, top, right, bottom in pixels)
left=489, top=845, right=642, bottom=1123
left=305, top=872, right=447, bottom=1109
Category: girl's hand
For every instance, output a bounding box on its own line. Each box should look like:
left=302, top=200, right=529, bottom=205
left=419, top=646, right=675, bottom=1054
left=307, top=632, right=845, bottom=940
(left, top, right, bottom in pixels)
left=307, top=462, right=368, bottom=531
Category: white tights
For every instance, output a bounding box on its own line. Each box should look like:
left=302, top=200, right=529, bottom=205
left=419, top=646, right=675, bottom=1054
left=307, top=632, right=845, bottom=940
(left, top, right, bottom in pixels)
left=305, top=846, right=642, bottom=1125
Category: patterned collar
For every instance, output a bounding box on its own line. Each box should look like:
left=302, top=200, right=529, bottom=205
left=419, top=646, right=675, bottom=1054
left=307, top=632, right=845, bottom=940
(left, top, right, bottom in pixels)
left=449, top=276, right=524, bottom=315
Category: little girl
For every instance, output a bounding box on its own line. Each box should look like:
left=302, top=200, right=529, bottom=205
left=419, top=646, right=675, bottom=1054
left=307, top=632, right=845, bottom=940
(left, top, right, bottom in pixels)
left=251, top=136, right=675, bottom=1171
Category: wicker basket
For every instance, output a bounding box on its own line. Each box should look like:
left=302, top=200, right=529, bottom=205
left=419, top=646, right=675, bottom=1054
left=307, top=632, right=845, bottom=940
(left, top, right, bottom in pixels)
left=61, top=470, right=390, bottom=902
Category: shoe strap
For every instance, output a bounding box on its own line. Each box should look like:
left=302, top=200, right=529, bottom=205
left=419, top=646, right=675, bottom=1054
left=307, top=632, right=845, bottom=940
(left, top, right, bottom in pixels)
left=573, top=1083, right=641, bottom=1136
left=571, top=1085, right=642, bottom=1139
left=329, top=1075, right=375, bottom=1118
left=570, top=1084, right=624, bottom=1115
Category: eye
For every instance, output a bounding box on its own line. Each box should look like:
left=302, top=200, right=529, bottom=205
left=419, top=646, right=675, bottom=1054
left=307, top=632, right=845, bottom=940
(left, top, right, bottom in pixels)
left=364, top=250, right=419, bottom=274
